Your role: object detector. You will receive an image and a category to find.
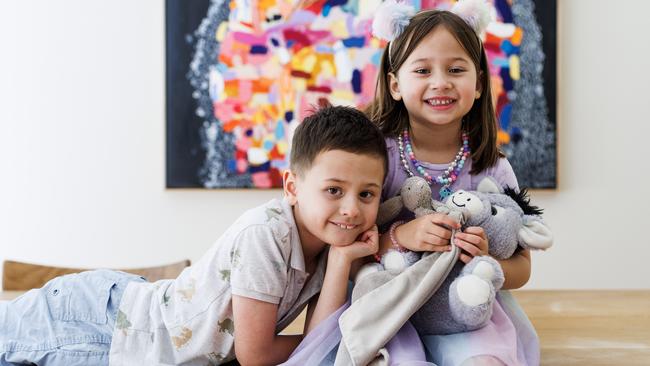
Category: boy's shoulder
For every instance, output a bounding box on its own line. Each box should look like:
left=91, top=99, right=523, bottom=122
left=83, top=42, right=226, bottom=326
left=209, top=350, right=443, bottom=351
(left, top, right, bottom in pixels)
left=232, top=198, right=295, bottom=244
left=238, top=197, right=291, bottom=224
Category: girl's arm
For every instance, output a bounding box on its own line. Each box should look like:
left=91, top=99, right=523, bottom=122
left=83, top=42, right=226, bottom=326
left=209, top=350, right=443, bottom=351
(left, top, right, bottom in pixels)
left=492, top=159, right=530, bottom=289
left=498, top=248, right=531, bottom=289
left=232, top=295, right=303, bottom=365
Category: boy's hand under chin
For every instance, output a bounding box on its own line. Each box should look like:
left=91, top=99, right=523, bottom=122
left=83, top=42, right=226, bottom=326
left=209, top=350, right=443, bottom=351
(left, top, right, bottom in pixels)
left=329, top=225, right=379, bottom=264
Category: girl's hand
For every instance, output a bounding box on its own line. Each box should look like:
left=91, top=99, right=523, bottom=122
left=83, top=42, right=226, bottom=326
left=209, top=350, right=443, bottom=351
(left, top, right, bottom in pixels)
left=330, top=225, right=379, bottom=263
left=454, top=226, right=489, bottom=264
left=394, top=214, right=461, bottom=252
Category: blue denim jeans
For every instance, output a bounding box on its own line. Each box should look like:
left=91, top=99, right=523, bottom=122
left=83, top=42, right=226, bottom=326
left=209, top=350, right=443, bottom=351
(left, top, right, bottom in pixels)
left=0, top=269, right=146, bottom=366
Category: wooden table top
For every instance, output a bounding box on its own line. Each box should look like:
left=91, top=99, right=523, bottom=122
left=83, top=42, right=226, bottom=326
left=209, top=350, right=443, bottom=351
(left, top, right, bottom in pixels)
left=515, top=290, right=650, bottom=365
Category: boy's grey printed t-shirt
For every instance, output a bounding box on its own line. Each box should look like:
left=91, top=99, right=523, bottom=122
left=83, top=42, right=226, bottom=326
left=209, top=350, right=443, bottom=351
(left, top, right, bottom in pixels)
left=109, top=198, right=326, bottom=365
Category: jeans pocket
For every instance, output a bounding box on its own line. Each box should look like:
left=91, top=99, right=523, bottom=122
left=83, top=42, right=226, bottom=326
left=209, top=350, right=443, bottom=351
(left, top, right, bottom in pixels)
left=45, top=271, right=117, bottom=324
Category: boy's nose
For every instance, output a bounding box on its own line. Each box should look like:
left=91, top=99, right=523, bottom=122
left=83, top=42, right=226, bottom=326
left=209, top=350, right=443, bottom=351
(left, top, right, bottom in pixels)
left=340, top=199, right=360, bottom=217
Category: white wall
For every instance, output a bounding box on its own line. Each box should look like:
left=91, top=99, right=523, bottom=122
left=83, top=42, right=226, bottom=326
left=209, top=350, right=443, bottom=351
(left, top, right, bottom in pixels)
left=1, top=0, right=648, bottom=290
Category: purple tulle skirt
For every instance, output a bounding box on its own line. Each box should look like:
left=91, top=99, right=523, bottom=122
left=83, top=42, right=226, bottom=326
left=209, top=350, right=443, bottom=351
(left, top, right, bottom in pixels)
left=280, top=291, right=538, bottom=366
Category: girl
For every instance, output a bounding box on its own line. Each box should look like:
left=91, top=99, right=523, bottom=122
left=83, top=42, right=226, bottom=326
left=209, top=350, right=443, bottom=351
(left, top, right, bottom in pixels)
left=281, top=1, right=538, bottom=365
left=367, top=0, right=539, bottom=365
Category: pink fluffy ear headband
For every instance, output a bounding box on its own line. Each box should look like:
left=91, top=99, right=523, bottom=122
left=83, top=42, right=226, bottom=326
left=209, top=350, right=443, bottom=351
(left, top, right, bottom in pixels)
left=372, top=0, right=494, bottom=63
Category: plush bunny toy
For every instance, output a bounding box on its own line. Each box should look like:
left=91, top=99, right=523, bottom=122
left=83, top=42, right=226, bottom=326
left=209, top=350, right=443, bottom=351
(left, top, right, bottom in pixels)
left=364, top=176, right=553, bottom=335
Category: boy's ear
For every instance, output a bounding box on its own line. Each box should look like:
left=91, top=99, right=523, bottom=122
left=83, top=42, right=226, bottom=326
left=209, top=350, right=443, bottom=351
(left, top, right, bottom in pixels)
left=388, top=72, right=402, bottom=101
left=283, top=169, right=298, bottom=205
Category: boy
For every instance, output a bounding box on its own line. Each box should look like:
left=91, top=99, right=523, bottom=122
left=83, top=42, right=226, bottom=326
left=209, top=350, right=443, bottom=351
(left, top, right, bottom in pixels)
left=0, top=106, right=388, bottom=365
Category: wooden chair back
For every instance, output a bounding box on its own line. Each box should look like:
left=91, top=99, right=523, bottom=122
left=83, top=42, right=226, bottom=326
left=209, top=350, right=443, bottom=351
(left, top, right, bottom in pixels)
left=2, top=259, right=191, bottom=291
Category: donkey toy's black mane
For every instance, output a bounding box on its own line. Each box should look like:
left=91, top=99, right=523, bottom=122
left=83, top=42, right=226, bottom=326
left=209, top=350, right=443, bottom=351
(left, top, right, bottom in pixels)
left=503, top=187, right=543, bottom=216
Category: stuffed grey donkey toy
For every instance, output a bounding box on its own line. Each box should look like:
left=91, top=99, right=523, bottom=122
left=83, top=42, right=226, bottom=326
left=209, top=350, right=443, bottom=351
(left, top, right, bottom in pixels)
left=356, top=175, right=553, bottom=335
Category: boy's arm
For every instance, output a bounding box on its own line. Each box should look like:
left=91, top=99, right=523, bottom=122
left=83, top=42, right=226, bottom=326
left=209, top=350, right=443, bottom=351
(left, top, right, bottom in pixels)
left=304, top=226, right=379, bottom=334
left=303, top=248, right=352, bottom=334
left=498, top=248, right=531, bottom=289
left=232, top=295, right=302, bottom=366
left=302, top=256, right=367, bottom=334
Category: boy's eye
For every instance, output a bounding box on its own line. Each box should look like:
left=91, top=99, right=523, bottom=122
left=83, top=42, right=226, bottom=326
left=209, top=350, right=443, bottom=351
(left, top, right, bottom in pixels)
left=326, top=187, right=342, bottom=196
left=359, top=191, right=375, bottom=199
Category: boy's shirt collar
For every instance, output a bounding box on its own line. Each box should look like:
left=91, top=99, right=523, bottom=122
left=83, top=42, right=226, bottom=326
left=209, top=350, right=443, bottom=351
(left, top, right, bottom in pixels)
left=280, top=197, right=309, bottom=273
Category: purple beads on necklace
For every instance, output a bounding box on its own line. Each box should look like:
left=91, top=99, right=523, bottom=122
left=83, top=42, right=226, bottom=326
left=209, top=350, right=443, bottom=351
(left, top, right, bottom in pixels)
left=397, top=129, right=470, bottom=196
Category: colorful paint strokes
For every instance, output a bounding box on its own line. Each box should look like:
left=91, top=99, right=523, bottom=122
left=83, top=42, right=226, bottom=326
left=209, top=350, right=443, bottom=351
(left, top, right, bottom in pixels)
left=167, top=0, right=556, bottom=189
left=189, top=0, right=386, bottom=188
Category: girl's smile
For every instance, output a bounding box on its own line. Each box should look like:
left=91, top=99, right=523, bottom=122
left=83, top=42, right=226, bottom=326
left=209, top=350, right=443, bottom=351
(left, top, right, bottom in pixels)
left=425, top=96, right=457, bottom=110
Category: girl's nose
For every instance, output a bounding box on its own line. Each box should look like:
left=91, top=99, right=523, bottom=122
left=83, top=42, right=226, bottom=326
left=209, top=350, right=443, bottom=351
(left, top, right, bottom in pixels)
left=429, top=74, right=452, bottom=90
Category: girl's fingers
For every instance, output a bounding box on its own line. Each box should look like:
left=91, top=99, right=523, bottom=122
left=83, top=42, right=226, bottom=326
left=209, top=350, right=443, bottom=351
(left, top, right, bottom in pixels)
left=425, top=244, right=452, bottom=252
left=433, top=232, right=450, bottom=245
left=455, top=240, right=478, bottom=256
left=421, top=233, right=450, bottom=247
left=463, top=226, right=486, bottom=238
left=456, top=240, right=480, bottom=257
left=425, top=222, right=453, bottom=240
left=459, top=253, right=472, bottom=264
left=429, top=214, right=461, bottom=230
left=458, top=231, right=489, bottom=254
left=428, top=226, right=452, bottom=240
left=455, top=232, right=480, bottom=245
left=413, top=236, right=451, bottom=251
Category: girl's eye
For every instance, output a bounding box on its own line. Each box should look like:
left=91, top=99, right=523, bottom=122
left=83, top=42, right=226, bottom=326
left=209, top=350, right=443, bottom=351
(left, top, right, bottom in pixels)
left=449, top=67, right=465, bottom=74
left=327, top=187, right=342, bottom=196
left=415, top=68, right=429, bottom=74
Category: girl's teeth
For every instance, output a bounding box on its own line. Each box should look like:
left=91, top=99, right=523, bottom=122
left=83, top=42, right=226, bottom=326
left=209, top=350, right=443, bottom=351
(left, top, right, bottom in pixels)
left=429, top=99, right=453, bottom=106
left=338, top=224, right=355, bottom=230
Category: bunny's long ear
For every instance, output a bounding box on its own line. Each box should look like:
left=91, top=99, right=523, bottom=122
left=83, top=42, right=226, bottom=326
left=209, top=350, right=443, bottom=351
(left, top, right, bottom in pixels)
left=518, top=217, right=553, bottom=250
left=376, top=196, right=404, bottom=226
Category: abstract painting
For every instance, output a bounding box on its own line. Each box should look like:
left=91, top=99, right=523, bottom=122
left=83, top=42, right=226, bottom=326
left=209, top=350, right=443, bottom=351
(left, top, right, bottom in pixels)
left=166, top=0, right=556, bottom=189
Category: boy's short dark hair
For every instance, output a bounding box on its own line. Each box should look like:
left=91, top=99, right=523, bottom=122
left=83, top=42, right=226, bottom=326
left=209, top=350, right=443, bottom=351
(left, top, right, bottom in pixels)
left=290, top=105, right=388, bottom=176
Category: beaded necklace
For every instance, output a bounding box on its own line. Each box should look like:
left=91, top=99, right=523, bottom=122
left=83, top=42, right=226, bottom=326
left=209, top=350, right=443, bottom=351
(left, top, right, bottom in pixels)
left=397, top=129, right=470, bottom=199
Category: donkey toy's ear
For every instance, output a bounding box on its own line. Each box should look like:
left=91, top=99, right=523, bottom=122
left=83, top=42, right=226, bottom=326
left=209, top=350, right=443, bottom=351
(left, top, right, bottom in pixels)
left=376, top=195, right=404, bottom=226
left=518, top=217, right=553, bottom=250
left=476, top=176, right=502, bottom=194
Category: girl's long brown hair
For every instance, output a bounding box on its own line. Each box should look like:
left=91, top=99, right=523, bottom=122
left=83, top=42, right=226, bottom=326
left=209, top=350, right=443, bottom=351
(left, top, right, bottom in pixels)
left=365, top=10, right=502, bottom=174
